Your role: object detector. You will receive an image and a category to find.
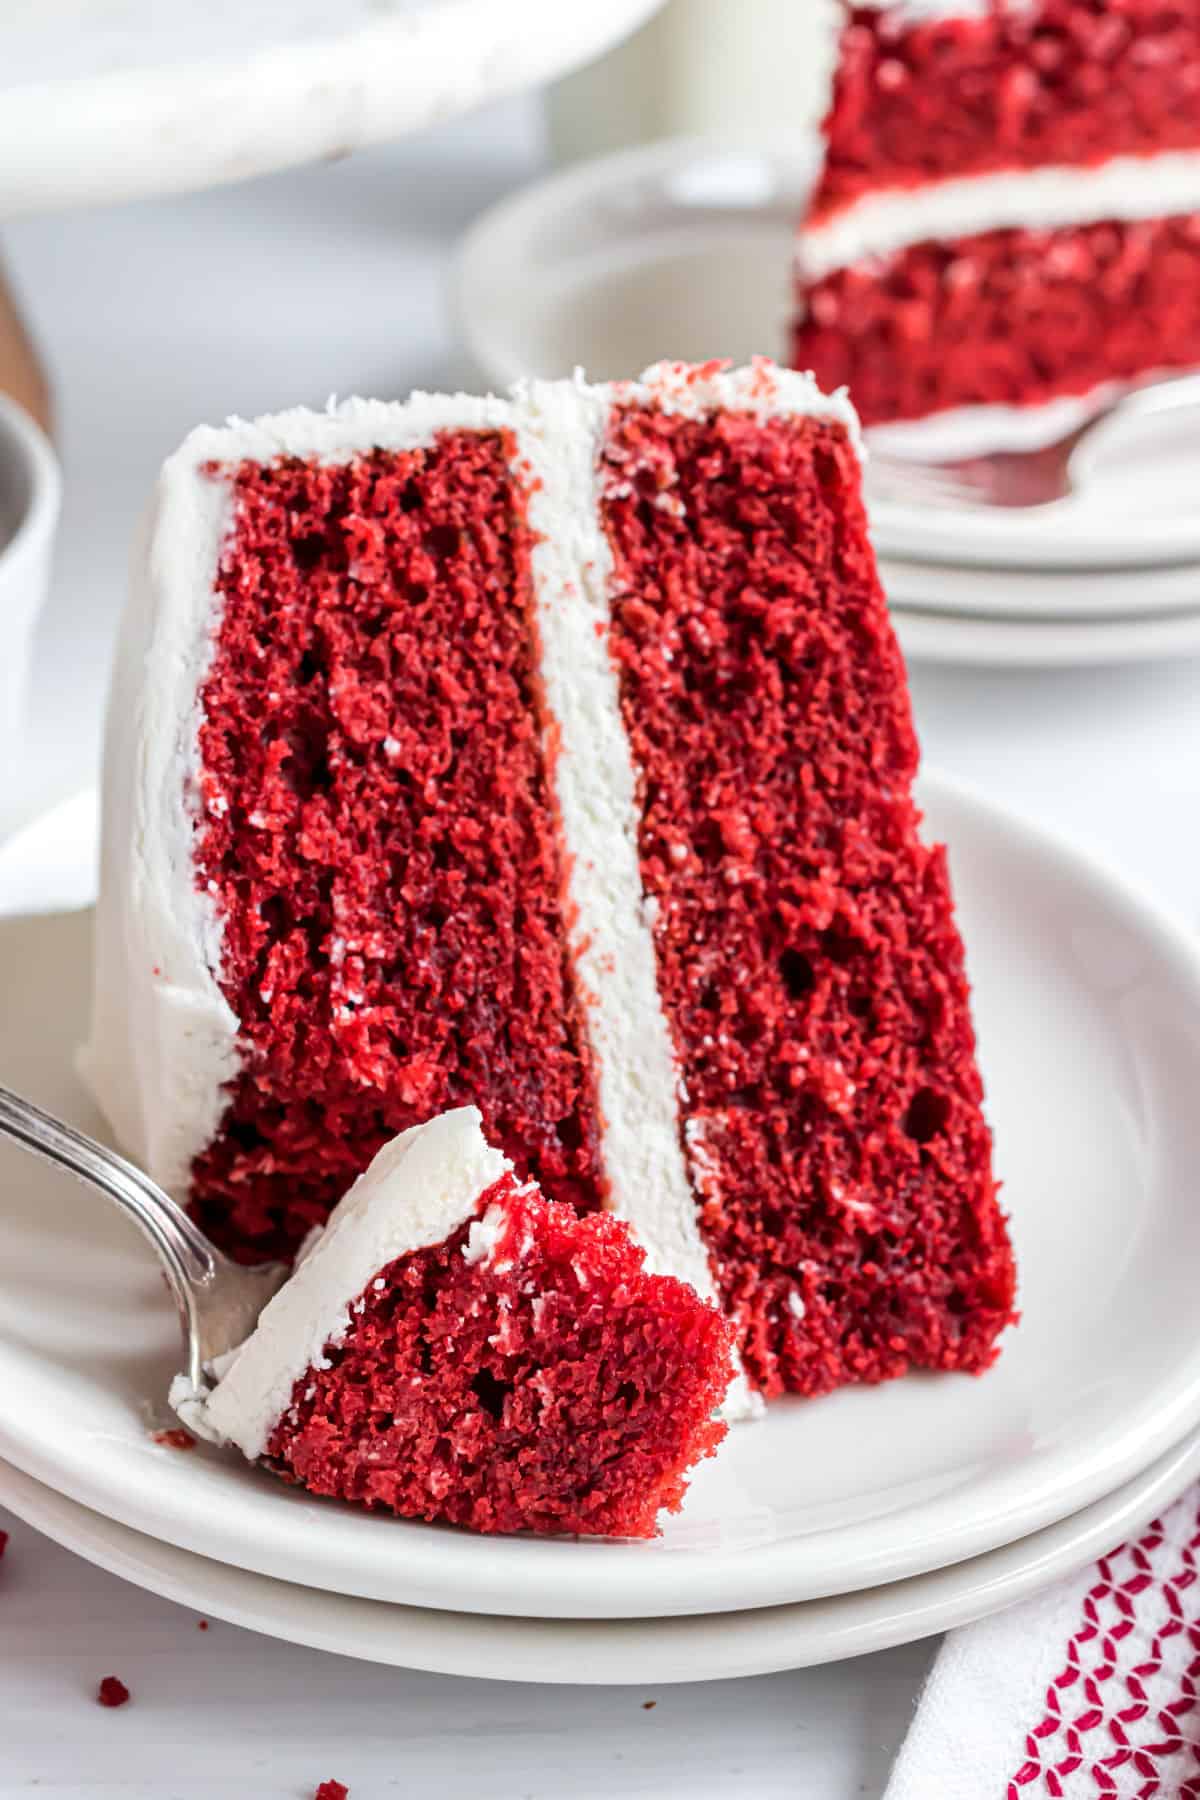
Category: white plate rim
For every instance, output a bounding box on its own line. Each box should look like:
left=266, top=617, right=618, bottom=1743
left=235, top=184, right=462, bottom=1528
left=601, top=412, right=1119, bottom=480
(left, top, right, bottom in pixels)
left=4, top=771, right=1200, bottom=1617
left=892, top=603, right=1200, bottom=668
left=3, top=1428, right=1199, bottom=1685
left=868, top=496, right=1200, bottom=576
left=878, top=556, right=1200, bottom=624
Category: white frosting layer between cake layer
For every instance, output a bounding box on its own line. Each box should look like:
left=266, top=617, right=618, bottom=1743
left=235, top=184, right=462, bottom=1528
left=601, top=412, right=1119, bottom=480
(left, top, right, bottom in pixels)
left=518, top=374, right=712, bottom=1316
left=799, top=151, right=1200, bottom=283
left=175, top=1107, right=510, bottom=1460
left=514, top=363, right=854, bottom=1419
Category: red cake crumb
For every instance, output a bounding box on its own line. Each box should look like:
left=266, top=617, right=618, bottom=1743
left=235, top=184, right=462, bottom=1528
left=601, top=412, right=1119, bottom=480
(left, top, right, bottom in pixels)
left=794, top=212, right=1200, bottom=425
left=197, top=1619, right=209, bottom=1630
left=0, top=1529, right=8, bottom=1560
left=191, top=434, right=604, bottom=1260
left=314, top=1783, right=348, bottom=1800
left=817, top=0, right=1200, bottom=222
left=97, top=1677, right=130, bottom=1708
left=599, top=404, right=1014, bottom=1397
left=264, top=1173, right=734, bottom=1537
left=153, top=1427, right=197, bottom=1451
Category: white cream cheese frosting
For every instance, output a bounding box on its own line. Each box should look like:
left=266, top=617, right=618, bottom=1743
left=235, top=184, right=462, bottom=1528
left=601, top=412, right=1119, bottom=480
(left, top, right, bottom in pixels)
left=174, top=1107, right=510, bottom=1460
left=798, top=151, right=1200, bottom=284
left=855, top=0, right=1010, bottom=18
left=518, top=374, right=711, bottom=1317
left=83, top=360, right=857, bottom=1424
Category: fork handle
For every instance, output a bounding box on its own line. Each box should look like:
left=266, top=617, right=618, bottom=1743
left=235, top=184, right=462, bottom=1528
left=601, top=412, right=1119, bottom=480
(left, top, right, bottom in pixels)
left=0, top=1083, right=214, bottom=1381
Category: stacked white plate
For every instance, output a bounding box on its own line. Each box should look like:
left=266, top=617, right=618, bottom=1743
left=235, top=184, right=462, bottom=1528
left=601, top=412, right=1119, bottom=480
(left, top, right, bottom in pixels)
left=867, top=399, right=1200, bottom=665
left=4, top=787, right=1200, bottom=1682
left=453, top=137, right=1200, bottom=669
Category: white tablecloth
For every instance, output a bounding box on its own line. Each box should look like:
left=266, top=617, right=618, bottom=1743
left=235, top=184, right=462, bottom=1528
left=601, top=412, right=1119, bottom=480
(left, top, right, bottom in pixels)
left=5, top=91, right=1200, bottom=1800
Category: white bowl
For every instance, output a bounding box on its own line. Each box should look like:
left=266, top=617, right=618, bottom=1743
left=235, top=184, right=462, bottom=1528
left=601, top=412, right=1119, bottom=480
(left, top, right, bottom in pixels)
left=0, top=396, right=60, bottom=834
left=453, top=135, right=814, bottom=392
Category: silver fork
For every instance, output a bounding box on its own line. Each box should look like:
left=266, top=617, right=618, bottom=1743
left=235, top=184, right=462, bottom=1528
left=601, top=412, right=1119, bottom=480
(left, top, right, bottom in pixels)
left=0, top=1083, right=287, bottom=1400
left=866, top=372, right=1200, bottom=512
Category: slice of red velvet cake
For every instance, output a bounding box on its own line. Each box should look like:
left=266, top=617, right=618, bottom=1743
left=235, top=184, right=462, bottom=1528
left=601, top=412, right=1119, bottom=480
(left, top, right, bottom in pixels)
left=791, top=1, right=1200, bottom=429
left=177, top=1108, right=733, bottom=1537
left=84, top=358, right=1015, bottom=1414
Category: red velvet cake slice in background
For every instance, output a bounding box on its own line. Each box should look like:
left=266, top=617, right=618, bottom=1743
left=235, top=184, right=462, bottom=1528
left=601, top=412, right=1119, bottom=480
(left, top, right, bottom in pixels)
left=176, top=1109, right=734, bottom=1538
left=790, top=0, right=1200, bottom=427
left=85, top=359, right=1014, bottom=1417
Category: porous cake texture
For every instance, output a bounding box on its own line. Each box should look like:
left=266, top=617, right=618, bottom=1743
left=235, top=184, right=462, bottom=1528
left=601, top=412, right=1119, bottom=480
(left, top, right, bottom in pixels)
left=84, top=358, right=1015, bottom=1411
left=179, top=1109, right=734, bottom=1538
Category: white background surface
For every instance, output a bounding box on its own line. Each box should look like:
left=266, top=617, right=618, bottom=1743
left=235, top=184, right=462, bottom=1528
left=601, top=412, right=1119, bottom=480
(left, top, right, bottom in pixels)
left=1, top=1517, right=930, bottom=1798
left=5, top=92, right=1200, bottom=1799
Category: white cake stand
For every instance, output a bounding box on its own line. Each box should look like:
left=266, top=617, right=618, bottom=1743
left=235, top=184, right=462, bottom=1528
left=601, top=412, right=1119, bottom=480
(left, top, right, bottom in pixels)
left=0, top=0, right=665, bottom=432
left=0, top=0, right=665, bottom=215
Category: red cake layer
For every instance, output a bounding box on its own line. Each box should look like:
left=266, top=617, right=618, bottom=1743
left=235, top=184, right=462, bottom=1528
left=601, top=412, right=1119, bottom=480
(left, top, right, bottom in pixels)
left=191, top=435, right=604, bottom=1260
left=264, top=1174, right=734, bottom=1537
left=599, top=400, right=1015, bottom=1398
left=793, top=212, right=1200, bottom=425
left=817, top=0, right=1200, bottom=222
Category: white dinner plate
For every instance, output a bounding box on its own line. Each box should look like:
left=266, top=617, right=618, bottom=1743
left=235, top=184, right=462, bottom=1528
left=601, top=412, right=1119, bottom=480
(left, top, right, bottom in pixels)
left=3, top=776, right=1200, bottom=1619
left=453, top=137, right=1200, bottom=574
left=3, top=1428, right=1199, bottom=1685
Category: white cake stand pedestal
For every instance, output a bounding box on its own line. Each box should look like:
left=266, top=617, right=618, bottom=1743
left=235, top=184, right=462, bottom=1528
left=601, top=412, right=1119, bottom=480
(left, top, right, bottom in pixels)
left=0, top=0, right=664, bottom=214
left=0, top=0, right=666, bottom=428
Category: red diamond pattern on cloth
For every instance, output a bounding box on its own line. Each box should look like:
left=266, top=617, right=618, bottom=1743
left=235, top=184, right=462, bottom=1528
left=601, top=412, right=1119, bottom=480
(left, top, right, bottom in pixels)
left=884, top=1483, right=1200, bottom=1799
left=1009, top=1506, right=1200, bottom=1799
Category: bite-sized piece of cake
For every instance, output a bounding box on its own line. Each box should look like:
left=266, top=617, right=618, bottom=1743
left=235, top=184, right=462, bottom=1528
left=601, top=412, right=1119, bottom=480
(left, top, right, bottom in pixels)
left=176, top=1109, right=734, bottom=1538
left=790, top=0, right=1200, bottom=427
left=83, top=357, right=1015, bottom=1413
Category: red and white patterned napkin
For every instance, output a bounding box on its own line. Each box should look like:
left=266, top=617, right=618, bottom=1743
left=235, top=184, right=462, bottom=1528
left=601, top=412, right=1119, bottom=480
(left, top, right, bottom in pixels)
left=884, top=1484, right=1200, bottom=1799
